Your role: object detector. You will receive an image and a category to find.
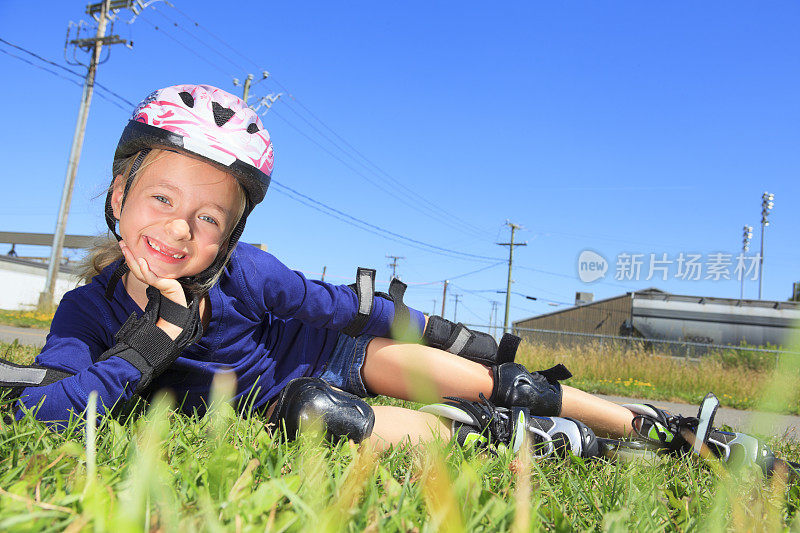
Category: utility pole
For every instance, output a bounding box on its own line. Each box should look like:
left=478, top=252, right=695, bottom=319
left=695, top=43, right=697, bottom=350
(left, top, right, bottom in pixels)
left=497, top=221, right=527, bottom=334
left=441, top=280, right=449, bottom=317
left=234, top=71, right=282, bottom=113
left=452, top=294, right=462, bottom=322
left=321, top=266, right=327, bottom=282
left=490, top=301, right=499, bottom=338
left=386, top=254, right=405, bottom=280
left=242, top=73, right=254, bottom=102
left=431, top=299, right=437, bottom=316
left=40, top=0, right=129, bottom=310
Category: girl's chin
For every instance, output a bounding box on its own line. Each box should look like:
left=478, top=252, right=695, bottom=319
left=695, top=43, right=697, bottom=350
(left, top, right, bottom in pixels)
left=143, top=262, right=184, bottom=279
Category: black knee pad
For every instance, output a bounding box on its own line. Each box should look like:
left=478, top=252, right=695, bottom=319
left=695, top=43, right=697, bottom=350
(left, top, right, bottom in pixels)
left=269, top=377, right=375, bottom=444
left=422, top=315, right=521, bottom=366
left=490, top=363, right=572, bottom=416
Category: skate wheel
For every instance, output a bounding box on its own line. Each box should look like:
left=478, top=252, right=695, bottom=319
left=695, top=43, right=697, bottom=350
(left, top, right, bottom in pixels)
left=598, top=438, right=665, bottom=464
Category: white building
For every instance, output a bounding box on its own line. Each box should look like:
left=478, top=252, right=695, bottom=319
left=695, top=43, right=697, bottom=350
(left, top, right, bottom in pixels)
left=0, top=255, right=83, bottom=310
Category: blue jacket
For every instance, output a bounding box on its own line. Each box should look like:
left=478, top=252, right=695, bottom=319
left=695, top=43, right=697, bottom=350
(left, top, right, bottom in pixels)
left=18, top=244, right=423, bottom=422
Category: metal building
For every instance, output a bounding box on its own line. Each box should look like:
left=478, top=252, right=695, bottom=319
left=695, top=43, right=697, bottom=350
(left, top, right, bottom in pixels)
left=513, top=289, right=800, bottom=352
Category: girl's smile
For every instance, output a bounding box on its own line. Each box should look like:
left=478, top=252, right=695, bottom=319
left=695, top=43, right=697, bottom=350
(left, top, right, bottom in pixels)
left=111, top=150, right=245, bottom=279
left=143, top=235, right=188, bottom=262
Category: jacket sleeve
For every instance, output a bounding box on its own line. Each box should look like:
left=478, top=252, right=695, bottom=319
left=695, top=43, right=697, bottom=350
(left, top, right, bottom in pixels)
left=16, top=293, right=144, bottom=425
left=237, top=247, right=425, bottom=338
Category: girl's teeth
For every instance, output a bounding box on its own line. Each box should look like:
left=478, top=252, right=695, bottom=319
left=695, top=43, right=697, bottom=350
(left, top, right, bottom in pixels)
left=148, top=238, right=185, bottom=258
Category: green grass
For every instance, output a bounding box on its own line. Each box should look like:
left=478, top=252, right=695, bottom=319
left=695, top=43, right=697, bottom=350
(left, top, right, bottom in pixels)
left=1, top=341, right=40, bottom=365
left=2, top=386, right=800, bottom=531
left=516, top=340, right=800, bottom=414
left=0, top=309, right=53, bottom=329
left=3, top=337, right=800, bottom=530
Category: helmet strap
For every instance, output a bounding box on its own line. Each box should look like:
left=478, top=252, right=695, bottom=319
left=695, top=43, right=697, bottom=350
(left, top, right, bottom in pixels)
left=103, top=148, right=150, bottom=301
left=105, top=149, right=151, bottom=242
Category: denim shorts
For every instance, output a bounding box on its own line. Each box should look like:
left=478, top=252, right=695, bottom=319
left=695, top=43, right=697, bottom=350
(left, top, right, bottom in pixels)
left=317, top=333, right=376, bottom=398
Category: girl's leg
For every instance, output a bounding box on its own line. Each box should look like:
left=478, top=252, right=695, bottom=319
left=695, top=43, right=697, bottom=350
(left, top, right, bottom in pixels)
left=560, top=385, right=635, bottom=438
left=361, top=337, right=493, bottom=403
left=367, top=405, right=451, bottom=453
left=362, top=338, right=635, bottom=439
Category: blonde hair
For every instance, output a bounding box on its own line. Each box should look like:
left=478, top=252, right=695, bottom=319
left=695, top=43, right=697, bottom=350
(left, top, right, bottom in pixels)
left=79, top=148, right=248, bottom=295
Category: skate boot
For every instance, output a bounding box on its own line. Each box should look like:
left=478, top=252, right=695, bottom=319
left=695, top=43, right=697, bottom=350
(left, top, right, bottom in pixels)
left=624, top=393, right=780, bottom=475
left=421, top=394, right=601, bottom=459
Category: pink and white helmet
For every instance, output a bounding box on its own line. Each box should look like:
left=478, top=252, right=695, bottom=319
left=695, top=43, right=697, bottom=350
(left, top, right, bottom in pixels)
left=114, top=84, right=274, bottom=205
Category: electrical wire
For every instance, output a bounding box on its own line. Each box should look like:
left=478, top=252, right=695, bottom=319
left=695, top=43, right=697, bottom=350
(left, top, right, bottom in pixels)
left=454, top=298, right=486, bottom=322
left=515, top=264, right=637, bottom=291
left=1, top=33, right=502, bottom=267
left=272, top=186, right=495, bottom=264
left=270, top=178, right=503, bottom=262
left=149, top=5, right=251, bottom=75
left=168, top=2, right=261, bottom=73
left=0, top=46, right=130, bottom=112
left=408, top=261, right=505, bottom=286
left=272, top=96, right=493, bottom=240
left=0, top=37, right=136, bottom=109
left=268, top=106, right=479, bottom=232
left=136, top=11, right=232, bottom=78
left=163, top=2, right=494, bottom=241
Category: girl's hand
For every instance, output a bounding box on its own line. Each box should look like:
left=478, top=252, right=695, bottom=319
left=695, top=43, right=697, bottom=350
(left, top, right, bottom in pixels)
left=119, top=240, right=187, bottom=307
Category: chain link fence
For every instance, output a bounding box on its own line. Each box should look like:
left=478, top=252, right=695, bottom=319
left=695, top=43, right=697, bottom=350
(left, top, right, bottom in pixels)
left=461, top=323, right=799, bottom=358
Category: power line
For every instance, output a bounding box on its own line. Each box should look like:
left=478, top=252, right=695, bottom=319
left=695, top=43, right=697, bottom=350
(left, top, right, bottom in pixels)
left=161, top=2, right=493, bottom=241
left=270, top=180, right=502, bottom=262
left=0, top=47, right=83, bottom=88
left=0, top=37, right=135, bottom=108
left=3, top=20, right=502, bottom=267
left=149, top=4, right=249, bottom=73
left=167, top=2, right=260, bottom=73
left=457, top=298, right=485, bottom=323
left=450, top=282, right=540, bottom=316
left=267, top=105, right=489, bottom=239
left=272, top=95, right=492, bottom=240
left=0, top=47, right=130, bottom=112
left=136, top=10, right=232, bottom=77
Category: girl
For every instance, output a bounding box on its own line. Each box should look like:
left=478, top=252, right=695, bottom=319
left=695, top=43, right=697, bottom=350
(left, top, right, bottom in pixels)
left=9, top=85, right=747, bottom=464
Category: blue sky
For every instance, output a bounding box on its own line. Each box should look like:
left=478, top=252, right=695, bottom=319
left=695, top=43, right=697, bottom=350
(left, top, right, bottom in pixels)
left=0, top=1, right=798, bottom=328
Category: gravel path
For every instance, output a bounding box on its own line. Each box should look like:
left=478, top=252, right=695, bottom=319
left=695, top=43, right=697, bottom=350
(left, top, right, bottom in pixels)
left=598, top=394, right=800, bottom=440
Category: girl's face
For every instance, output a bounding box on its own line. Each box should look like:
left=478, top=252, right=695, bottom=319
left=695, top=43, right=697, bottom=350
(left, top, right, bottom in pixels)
left=111, top=151, right=244, bottom=280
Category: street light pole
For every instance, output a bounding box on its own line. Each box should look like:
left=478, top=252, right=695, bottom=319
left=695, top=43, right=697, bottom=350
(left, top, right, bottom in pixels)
left=758, top=192, right=774, bottom=300
left=740, top=224, right=752, bottom=300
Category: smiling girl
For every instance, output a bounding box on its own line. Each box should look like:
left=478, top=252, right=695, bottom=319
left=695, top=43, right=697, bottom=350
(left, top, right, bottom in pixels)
left=11, top=84, right=757, bottom=465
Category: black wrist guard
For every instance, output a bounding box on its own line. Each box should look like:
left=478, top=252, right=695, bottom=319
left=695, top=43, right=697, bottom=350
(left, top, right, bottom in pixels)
left=98, top=286, right=203, bottom=393
left=422, top=315, right=520, bottom=366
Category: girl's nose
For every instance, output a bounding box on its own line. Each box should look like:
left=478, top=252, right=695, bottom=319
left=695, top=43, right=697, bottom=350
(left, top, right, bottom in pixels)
left=164, top=217, right=191, bottom=240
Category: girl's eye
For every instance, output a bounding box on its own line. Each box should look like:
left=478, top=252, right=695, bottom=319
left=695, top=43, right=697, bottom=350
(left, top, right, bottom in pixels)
left=200, top=215, right=219, bottom=226
left=154, top=195, right=171, bottom=205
